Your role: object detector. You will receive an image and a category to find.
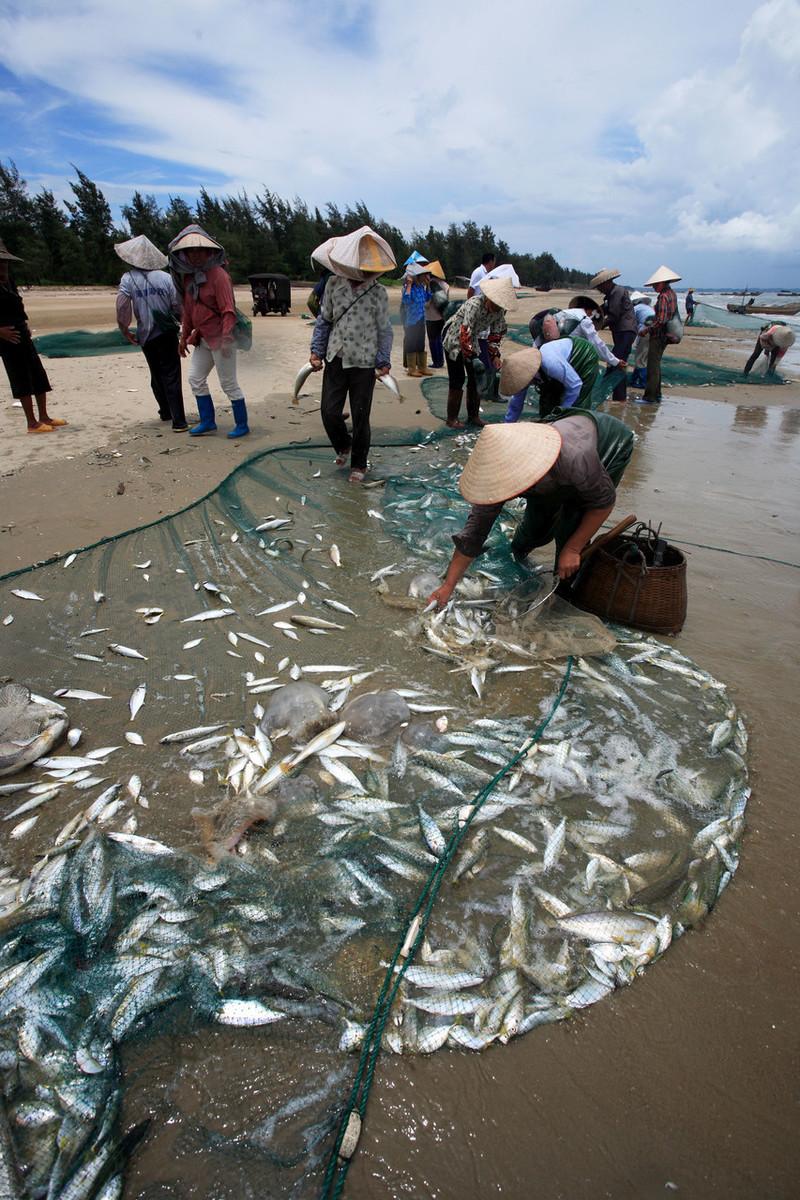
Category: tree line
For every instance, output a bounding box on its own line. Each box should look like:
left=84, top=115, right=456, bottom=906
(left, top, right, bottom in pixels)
left=0, top=160, right=591, bottom=289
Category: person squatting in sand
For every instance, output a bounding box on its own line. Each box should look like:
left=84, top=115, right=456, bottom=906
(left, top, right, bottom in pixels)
left=169, top=224, right=250, bottom=439
left=0, top=238, right=67, bottom=434
left=428, top=399, right=633, bottom=609
left=309, top=226, right=395, bottom=485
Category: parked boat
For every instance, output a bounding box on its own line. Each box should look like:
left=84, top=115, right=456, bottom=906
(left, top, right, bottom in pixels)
left=727, top=302, right=800, bottom=316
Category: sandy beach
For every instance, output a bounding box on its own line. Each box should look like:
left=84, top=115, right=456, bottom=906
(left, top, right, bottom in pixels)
left=1, top=288, right=799, bottom=1199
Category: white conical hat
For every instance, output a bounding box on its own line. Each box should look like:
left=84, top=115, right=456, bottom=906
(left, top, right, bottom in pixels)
left=589, top=268, right=620, bottom=288
left=645, top=264, right=682, bottom=285
left=459, top=422, right=562, bottom=504
left=480, top=275, right=518, bottom=311
left=328, top=226, right=396, bottom=280
left=311, top=236, right=338, bottom=271
left=169, top=229, right=222, bottom=253
left=770, top=325, right=795, bottom=350
left=114, top=235, right=168, bottom=271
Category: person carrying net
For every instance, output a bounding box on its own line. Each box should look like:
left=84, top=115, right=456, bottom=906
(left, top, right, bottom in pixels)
left=743, top=322, right=795, bottom=377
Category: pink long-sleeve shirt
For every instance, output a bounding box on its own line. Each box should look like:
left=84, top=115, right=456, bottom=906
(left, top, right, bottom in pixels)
left=180, top=265, right=237, bottom=350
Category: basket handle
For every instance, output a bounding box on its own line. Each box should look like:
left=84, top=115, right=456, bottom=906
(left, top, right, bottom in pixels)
left=580, top=514, right=637, bottom=563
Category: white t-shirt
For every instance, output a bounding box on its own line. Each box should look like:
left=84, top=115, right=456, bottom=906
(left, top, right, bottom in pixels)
left=468, top=265, right=488, bottom=296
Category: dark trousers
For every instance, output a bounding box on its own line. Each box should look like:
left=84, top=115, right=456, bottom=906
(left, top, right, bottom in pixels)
left=445, top=353, right=481, bottom=420
left=743, top=340, right=779, bottom=376
left=426, top=318, right=444, bottom=367
left=321, top=355, right=376, bottom=470
left=643, top=334, right=668, bottom=401
left=403, top=320, right=425, bottom=356
left=610, top=329, right=636, bottom=402
left=141, top=332, right=186, bottom=427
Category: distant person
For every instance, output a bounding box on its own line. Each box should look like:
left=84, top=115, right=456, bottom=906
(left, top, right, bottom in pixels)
left=628, top=291, right=656, bottom=389
left=115, top=234, right=187, bottom=431
left=743, top=322, right=795, bottom=376
left=401, top=263, right=433, bottom=377
left=640, top=265, right=681, bottom=403
left=169, top=224, right=249, bottom=439
left=425, top=261, right=449, bottom=368
left=0, top=238, right=66, bottom=434
left=590, top=268, right=637, bottom=403
left=307, top=268, right=332, bottom=318
left=500, top=337, right=601, bottom=422
left=441, top=275, right=517, bottom=428
left=309, top=226, right=395, bottom=484
left=685, top=287, right=696, bottom=324
left=467, top=252, right=496, bottom=299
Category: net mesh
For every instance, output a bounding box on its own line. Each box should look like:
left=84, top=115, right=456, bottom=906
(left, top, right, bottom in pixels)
left=33, top=330, right=140, bottom=358
left=0, top=430, right=749, bottom=1198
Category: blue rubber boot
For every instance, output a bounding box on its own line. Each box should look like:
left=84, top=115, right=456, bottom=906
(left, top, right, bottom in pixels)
left=228, top=397, right=250, bottom=439
left=190, top=394, right=217, bottom=436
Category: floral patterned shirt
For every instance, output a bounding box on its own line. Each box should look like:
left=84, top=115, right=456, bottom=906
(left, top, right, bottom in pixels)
left=442, top=295, right=507, bottom=361
left=310, top=276, right=393, bottom=369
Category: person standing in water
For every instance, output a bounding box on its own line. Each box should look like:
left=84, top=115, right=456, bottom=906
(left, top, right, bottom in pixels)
left=0, top=238, right=66, bottom=434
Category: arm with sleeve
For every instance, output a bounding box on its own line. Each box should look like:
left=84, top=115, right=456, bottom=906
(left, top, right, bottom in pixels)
left=540, top=340, right=582, bottom=408
left=375, top=287, right=393, bottom=368
left=577, top=316, right=619, bottom=366
left=115, top=274, right=134, bottom=333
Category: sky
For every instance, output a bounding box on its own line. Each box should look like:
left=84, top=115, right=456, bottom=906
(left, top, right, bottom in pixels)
left=1, top=0, right=799, bottom=287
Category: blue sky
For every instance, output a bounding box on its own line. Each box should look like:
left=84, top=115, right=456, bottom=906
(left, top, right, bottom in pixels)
left=1, top=0, right=799, bottom=286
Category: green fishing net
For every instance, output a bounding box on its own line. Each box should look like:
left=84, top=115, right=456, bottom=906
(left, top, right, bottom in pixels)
left=34, top=330, right=139, bottom=358
left=0, top=429, right=749, bottom=1198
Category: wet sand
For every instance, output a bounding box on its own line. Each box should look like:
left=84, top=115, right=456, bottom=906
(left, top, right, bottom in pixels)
left=1, top=289, right=799, bottom=1199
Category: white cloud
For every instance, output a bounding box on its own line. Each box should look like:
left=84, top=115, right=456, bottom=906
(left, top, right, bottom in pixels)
left=1, top=0, right=799, bottom=282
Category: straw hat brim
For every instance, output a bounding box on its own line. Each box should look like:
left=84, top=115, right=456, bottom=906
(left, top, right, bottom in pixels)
left=499, top=348, right=542, bottom=397
left=644, top=265, right=682, bottom=285
left=170, top=232, right=222, bottom=252
left=0, top=240, right=23, bottom=263
left=328, top=227, right=396, bottom=279
left=114, top=236, right=168, bottom=271
left=424, top=259, right=446, bottom=280
left=589, top=268, right=620, bottom=288
left=405, top=262, right=430, bottom=278
left=481, top=276, right=518, bottom=311
left=459, top=423, right=562, bottom=505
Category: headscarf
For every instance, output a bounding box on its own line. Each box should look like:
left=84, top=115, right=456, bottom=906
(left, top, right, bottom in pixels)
left=168, top=224, right=226, bottom=299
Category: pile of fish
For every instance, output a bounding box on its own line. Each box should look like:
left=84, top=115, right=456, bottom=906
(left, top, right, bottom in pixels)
left=0, top=438, right=750, bottom=1194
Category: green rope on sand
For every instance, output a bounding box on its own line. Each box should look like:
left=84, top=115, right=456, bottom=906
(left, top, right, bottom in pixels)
left=319, top=656, right=574, bottom=1200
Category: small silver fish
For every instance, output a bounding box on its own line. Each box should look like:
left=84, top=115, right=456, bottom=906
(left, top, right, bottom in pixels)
left=322, top=598, right=357, bottom=616
left=329, top=544, right=342, bottom=567
left=54, top=689, right=110, bottom=701
left=129, top=684, right=146, bottom=721
left=109, top=644, right=148, bottom=661
left=182, top=638, right=203, bottom=649
left=181, top=608, right=235, bottom=623
left=11, top=589, right=44, bottom=602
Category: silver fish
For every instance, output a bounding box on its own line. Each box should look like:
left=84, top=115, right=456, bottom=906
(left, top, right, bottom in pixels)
left=109, top=644, right=148, bottom=660
left=216, top=999, right=286, bottom=1026
left=160, top=723, right=227, bottom=744
left=53, top=689, right=111, bottom=700
left=181, top=608, right=235, bottom=623
left=376, top=372, right=401, bottom=397
left=291, top=720, right=346, bottom=767
left=10, top=589, right=44, bottom=601
left=129, top=684, right=146, bottom=721
left=293, top=361, right=314, bottom=401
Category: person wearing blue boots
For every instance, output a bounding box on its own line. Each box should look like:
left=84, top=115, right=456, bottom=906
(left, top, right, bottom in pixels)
left=168, top=224, right=249, bottom=439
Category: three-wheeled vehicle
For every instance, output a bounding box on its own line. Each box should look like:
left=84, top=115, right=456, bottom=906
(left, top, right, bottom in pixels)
left=248, top=273, right=291, bottom=316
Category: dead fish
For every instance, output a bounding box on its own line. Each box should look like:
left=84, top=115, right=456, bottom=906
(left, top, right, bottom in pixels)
left=73, top=653, right=104, bottom=664
left=256, top=518, right=292, bottom=532
left=289, top=614, right=344, bottom=631
left=93, top=591, right=105, bottom=603
left=109, top=644, right=148, bottom=661
left=125, top=732, right=145, bottom=746
left=160, top=723, right=227, bottom=744
left=11, top=589, right=44, bottom=602
left=2, top=615, right=12, bottom=625
left=188, top=769, right=204, bottom=786
left=80, top=628, right=109, bottom=637
left=129, top=684, right=146, bottom=721
left=236, top=632, right=272, bottom=648
left=329, top=545, right=342, bottom=568
left=367, top=510, right=385, bottom=521
left=63, top=553, right=77, bottom=568
left=54, top=690, right=110, bottom=701
left=133, top=560, right=152, bottom=569
left=290, top=720, right=347, bottom=767
left=376, top=373, right=401, bottom=397
left=10, top=814, right=39, bottom=839
left=256, top=601, right=295, bottom=615
left=322, top=599, right=357, bottom=616
left=181, top=608, right=235, bottom=623
left=293, top=361, right=314, bottom=401
left=108, top=832, right=173, bottom=856
left=67, top=729, right=82, bottom=748
left=182, top=638, right=203, bottom=649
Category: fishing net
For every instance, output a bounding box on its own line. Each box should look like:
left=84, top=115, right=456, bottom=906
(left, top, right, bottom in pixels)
left=33, top=331, right=139, bottom=359
left=0, top=429, right=749, bottom=1198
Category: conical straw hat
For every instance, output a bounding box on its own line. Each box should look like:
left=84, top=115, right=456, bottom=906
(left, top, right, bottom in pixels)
left=459, top=423, right=562, bottom=504
left=589, top=268, right=620, bottom=288
left=499, top=348, right=542, bottom=397
left=114, top=234, right=167, bottom=271
left=644, top=264, right=681, bottom=285
left=481, top=275, right=518, bottom=311
left=328, top=226, right=396, bottom=279
left=311, top=236, right=338, bottom=271
left=169, top=229, right=222, bottom=252
left=424, top=259, right=446, bottom=280
left=0, top=238, right=22, bottom=263
left=770, top=325, right=795, bottom=350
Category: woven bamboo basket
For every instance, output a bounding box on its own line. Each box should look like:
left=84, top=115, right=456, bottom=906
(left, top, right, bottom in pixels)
left=572, top=536, right=687, bottom=635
